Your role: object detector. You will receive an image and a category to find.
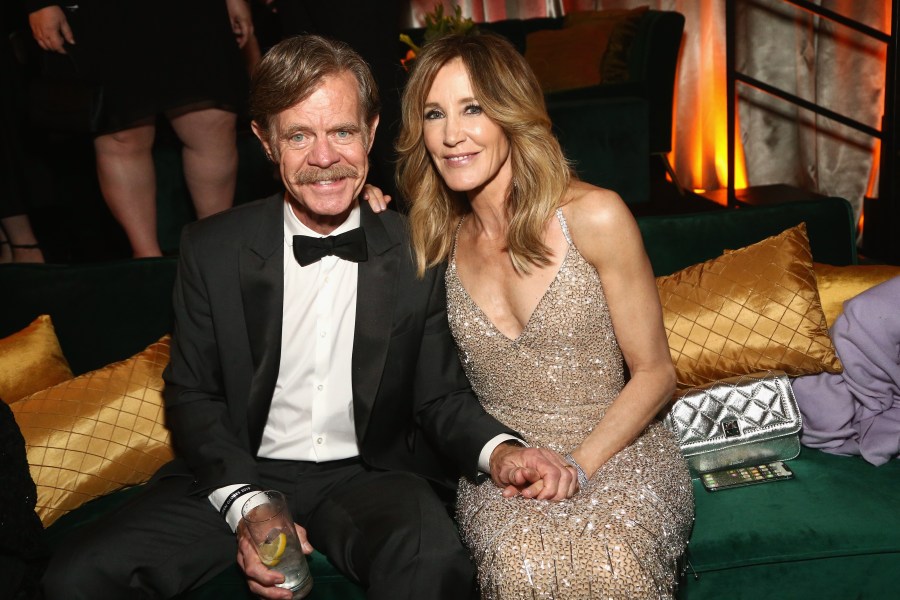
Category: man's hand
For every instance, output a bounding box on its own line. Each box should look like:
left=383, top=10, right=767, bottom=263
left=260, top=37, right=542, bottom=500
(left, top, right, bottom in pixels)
left=29, top=6, right=74, bottom=54
left=226, top=0, right=254, bottom=49
left=489, top=442, right=578, bottom=501
left=236, top=520, right=313, bottom=599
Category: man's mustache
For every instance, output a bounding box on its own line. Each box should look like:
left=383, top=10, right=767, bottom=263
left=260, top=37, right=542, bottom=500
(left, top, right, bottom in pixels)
left=292, top=165, right=359, bottom=185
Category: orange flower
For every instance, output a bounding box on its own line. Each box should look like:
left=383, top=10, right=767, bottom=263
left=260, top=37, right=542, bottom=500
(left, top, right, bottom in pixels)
left=401, top=49, right=417, bottom=71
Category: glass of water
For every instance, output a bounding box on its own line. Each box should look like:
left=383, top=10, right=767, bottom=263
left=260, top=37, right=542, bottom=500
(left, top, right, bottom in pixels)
left=241, top=490, right=313, bottom=599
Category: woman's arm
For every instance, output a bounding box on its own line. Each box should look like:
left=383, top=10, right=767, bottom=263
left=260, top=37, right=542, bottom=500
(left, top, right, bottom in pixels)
left=563, top=183, right=676, bottom=478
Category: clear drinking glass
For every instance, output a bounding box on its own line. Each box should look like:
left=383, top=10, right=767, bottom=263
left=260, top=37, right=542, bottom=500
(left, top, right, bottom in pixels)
left=241, top=490, right=313, bottom=599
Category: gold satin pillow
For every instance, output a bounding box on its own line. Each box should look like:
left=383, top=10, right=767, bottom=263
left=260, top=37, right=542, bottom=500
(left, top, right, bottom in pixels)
left=0, top=315, right=74, bottom=404
left=657, top=223, right=842, bottom=389
left=814, top=263, right=900, bottom=328
left=11, top=336, right=174, bottom=526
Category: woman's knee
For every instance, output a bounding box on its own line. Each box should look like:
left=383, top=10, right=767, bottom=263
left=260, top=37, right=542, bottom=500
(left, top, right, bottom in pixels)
left=170, top=108, right=236, bottom=150
left=94, top=124, right=156, bottom=155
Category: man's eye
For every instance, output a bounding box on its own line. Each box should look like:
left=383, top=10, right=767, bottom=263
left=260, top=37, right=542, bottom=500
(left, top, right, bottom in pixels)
left=336, top=131, right=350, bottom=139
left=464, top=104, right=482, bottom=115
left=290, top=133, right=305, bottom=143
left=425, top=109, right=443, bottom=120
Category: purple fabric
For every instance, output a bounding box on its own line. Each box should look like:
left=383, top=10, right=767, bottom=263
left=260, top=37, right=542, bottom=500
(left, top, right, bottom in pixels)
left=792, top=276, right=900, bottom=466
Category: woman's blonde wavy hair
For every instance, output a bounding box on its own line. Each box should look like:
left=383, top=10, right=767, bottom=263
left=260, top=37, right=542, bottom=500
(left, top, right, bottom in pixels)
left=397, top=32, right=572, bottom=276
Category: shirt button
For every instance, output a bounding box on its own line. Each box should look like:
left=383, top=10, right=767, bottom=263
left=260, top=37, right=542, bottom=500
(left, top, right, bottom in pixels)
left=316, top=437, right=324, bottom=445
left=320, top=331, right=326, bottom=338
left=317, top=384, right=323, bottom=391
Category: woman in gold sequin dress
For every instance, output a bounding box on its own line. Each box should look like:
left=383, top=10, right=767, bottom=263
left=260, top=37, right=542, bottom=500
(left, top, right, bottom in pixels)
left=395, top=33, right=695, bottom=599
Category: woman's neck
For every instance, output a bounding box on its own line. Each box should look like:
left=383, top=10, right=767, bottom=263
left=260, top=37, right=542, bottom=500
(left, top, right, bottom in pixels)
left=466, top=192, right=507, bottom=240
left=466, top=173, right=513, bottom=240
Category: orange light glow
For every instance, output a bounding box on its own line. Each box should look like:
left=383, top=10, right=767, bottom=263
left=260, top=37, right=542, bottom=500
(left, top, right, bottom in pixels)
left=668, top=0, right=747, bottom=204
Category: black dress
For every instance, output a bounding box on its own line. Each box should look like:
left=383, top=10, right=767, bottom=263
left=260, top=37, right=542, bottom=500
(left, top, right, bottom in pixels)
left=26, top=0, right=248, bottom=134
left=0, top=400, right=47, bottom=600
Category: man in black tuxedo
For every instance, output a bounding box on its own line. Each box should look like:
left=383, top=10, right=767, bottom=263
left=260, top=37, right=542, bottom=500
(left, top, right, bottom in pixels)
left=42, top=35, right=575, bottom=600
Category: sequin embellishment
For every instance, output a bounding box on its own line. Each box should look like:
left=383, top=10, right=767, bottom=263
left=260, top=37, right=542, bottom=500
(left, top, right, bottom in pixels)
left=448, top=209, right=694, bottom=599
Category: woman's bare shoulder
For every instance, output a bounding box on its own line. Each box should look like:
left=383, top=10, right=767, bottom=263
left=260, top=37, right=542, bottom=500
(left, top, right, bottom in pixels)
left=561, top=181, right=634, bottom=234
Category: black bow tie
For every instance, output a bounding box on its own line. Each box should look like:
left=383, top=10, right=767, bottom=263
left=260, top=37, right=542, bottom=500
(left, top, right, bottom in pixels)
left=292, top=228, right=368, bottom=267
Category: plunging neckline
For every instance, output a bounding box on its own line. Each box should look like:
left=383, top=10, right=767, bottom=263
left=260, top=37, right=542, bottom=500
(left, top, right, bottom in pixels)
left=449, top=215, right=571, bottom=343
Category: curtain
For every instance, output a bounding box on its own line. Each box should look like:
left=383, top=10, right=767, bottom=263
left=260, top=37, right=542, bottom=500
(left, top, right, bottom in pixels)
left=405, top=1, right=564, bottom=22
left=406, top=0, right=890, bottom=223
left=734, top=0, right=889, bottom=224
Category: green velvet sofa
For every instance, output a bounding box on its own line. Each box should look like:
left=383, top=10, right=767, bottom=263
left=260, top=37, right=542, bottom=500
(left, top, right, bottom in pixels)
left=4, top=196, right=900, bottom=599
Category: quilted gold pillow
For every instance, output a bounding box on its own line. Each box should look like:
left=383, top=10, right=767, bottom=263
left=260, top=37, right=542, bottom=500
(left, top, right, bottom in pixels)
left=0, top=315, right=73, bottom=404
left=11, top=336, right=174, bottom=526
left=657, top=223, right=842, bottom=389
left=813, top=263, right=900, bottom=328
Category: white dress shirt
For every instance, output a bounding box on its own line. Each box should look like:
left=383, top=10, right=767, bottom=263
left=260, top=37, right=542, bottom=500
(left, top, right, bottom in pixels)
left=257, top=200, right=361, bottom=461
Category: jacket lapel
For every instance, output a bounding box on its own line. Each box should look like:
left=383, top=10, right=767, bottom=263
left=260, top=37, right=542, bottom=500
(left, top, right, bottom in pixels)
left=240, top=193, right=285, bottom=451
left=352, top=203, right=401, bottom=443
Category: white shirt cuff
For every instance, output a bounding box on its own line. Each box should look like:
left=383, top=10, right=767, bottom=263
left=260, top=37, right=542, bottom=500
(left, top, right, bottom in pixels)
left=478, top=434, right=527, bottom=474
left=208, top=484, right=255, bottom=532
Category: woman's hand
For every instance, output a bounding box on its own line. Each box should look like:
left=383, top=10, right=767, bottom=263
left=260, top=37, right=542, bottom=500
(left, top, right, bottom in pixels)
left=29, top=6, right=74, bottom=54
left=226, top=0, right=254, bottom=49
left=361, top=184, right=391, bottom=213
left=489, top=443, right=578, bottom=501
left=236, top=521, right=313, bottom=599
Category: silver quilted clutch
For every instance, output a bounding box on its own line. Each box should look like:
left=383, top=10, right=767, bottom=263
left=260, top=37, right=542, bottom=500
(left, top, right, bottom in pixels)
left=662, top=370, right=801, bottom=474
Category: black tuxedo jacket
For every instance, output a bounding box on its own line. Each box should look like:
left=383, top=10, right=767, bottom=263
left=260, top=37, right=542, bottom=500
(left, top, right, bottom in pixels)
left=162, top=193, right=513, bottom=494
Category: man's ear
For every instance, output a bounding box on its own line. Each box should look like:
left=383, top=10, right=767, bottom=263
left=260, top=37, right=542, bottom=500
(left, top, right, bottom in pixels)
left=251, top=121, right=276, bottom=162
left=366, top=115, right=380, bottom=154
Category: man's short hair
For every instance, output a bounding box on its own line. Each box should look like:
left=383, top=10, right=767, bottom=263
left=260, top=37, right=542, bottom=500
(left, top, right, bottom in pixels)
left=250, top=34, right=380, bottom=146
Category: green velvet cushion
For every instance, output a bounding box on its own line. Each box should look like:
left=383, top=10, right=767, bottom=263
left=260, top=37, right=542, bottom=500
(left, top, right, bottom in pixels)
left=679, top=554, right=899, bottom=600
left=680, top=446, right=900, bottom=599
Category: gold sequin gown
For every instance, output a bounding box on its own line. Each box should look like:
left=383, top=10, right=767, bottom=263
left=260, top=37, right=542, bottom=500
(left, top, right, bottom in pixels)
left=447, top=210, right=695, bottom=599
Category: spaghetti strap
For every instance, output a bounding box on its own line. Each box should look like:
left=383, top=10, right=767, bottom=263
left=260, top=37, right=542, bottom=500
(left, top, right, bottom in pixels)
left=449, top=216, right=467, bottom=267
left=556, top=208, right=573, bottom=246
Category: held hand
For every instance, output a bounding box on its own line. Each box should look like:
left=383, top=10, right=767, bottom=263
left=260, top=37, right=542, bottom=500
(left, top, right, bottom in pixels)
left=361, top=184, right=391, bottom=213
left=226, top=0, right=254, bottom=48
left=29, top=6, right=75, bottom=54
left=489, top=444, right=578, bottom=501
left=236, top=521, right=313, bottom=600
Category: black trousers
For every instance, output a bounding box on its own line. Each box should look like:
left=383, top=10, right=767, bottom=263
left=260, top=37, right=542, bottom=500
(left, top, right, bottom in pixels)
left=41, top=458, right=474, bottom=600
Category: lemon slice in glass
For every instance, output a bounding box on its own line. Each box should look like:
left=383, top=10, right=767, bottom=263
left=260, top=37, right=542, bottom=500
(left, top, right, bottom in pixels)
left=258, top=531, right=287, bottom=567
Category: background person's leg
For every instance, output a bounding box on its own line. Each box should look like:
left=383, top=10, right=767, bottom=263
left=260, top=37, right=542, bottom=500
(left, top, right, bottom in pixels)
left=94, top=122, right=161, bottom=258
left=169, top=108, right=237, bottom=219
left=0, top=215, right=44, bottom=263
